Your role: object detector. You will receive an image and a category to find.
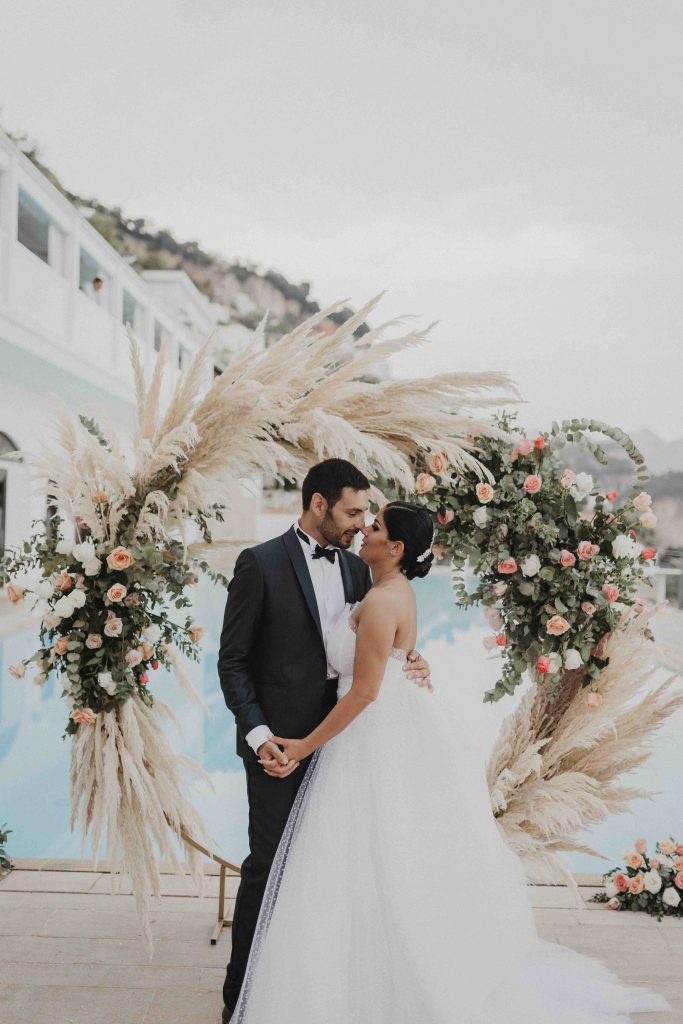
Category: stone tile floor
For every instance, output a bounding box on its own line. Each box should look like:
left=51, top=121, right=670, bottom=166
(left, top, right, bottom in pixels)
left=1, top=861, right=682, bottom=1023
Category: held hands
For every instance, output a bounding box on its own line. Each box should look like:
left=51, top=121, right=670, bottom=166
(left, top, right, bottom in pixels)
left=257, top=739, right=300, bottom=778
left=404, top=650, right=434, bottom=693
left=269, top=736, right=311, bottom=766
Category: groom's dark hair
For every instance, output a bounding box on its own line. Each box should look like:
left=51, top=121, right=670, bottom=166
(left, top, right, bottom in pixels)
left=302, top=459, right=370, bottom=510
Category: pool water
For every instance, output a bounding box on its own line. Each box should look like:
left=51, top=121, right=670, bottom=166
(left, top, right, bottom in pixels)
left=0, top=569, right=680, bottom=874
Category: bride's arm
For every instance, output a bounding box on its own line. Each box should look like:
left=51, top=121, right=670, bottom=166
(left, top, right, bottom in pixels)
left=271, top=592, right=397, bottom=762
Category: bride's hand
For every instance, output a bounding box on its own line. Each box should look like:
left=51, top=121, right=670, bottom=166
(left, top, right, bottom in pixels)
left=270, top=736, right=311, bottom=763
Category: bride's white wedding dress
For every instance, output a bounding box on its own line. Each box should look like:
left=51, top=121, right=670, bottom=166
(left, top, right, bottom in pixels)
left=232, top=603, right=670, bottom=1023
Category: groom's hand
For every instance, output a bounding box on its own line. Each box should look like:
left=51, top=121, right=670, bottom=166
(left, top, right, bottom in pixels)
left=404, top=650, right=434, bottom=693
left=258, top=739, right=300, bottom=778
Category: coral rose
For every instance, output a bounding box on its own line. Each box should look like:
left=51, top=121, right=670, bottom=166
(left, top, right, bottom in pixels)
left=629, top=874, right=645, bottom=894
left=71, top=708, right=97, bottom=726
left=475, top=482, right=494, bottom=503
left=536, top=655, right=551, bottom=674
left=533, top=436, right=545, bottom=449
left=437, top=509, right=455, bottom=526
left=138, top=672, right=149, bottom=686
left=6, top=584, right=25, bottom=604
left=497, top=558, right=518, bottom=575
left=602, top=584, right=620, bottom=602
left=607, top=490, right=618, bottom=501
left=523, top=474, right=542, bottom=495
left=53, top=637, right=69, bottom=656
left=640, top=548, right=656, bottom=561
left=546, top=615, right=571, bottom=636
left=416, top=473, right=436, bottom=494
left=559, top=549, right=576, bottom=567
left=106, top=546, right=135, bottom=571
left=613, top=873, right=629, bottom=892
left=495, top=633, right=507, bottom=647
left=428, top=453, right=448, bottom=475
left=106, top=583, right=127, bottom=603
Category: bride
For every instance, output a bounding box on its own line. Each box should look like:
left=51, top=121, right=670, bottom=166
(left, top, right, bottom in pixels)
left=230, top=500, right=671, bottom=1023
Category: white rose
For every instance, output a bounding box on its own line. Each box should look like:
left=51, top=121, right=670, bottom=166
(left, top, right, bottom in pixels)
left=56, top=539, right=74, bottom=556
left=472, top=506, right=489, bottom=528
left=548, top=653, right=563, bottom=674
left=639, top=511, right=657, bottom=529
left=633, top=491, right=652, bottom=513
left=662, top=887, right=681, bottom=908
left=73, top=540, right=97, bottom=565
left=97, top=671, right=117, bottom=696
left=142, top=624, right=162, bottom=644
left=612, top=534, right=638, bottom=560
left=520, top=553, right=541, bottom=578
left=644, top=870, right=662, bottom=894
left=564, top=649, right=583, bottom=670
left=36, top=579, right=54, bottom=599
left=519, top=580, right=536, bottom=596
left=84, top=558, right=102, bottom=577
left=605, top=881, right=618, bottom=898
left=484, top=607, right=503, bottom=630
left=53, top=594, right=76, bottom=618
left=43, top=612, right=62, bottom=629
left=69, top=589, right=86, bottom=609
left=571, top=472, right=594, bottom=501
left=659, top=855, right=674, bottom=869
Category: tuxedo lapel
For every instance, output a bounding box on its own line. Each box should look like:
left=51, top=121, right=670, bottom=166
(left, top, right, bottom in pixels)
left=282, top=527, right=324, bottom=645
left=337, top=549, right=355, bottom=604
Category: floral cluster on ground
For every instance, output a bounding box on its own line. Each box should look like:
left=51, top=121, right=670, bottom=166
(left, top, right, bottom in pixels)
left=414, top=412, right=657, bottom=702
left=591, top=838, right=683, bottom=918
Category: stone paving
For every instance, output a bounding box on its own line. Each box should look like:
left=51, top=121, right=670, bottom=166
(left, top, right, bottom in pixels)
left=1, top=861, right=682, bottom=1023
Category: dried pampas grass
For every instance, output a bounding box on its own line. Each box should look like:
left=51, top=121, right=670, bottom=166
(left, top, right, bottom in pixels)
left=488, top=605, right=683, bottom=905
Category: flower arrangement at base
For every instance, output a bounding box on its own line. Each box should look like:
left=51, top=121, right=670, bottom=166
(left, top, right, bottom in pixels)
left=415, top=410, right=658, bottom=703
left=2, top=294, right=516, bottom=947
left=591, top=838, right=683, bottom=919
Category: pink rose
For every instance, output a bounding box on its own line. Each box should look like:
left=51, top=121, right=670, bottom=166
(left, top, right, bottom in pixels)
left=126, top=649, right=143, bottom=667
left=614, top=873, right=629, bottom=893
left=634, top=838, right=648, bottom=854
left=633, top=491, right=652, bottom=513
left=560, top=469, right=577, bottom=488
left=581, top=601, right=596, bottom=615
left=533, top=436, right=545, bottom=450
left=428, top=453, right=448, bottom=475
left=607, top=490, right=618, bottom=501
left=475, top=482, right=494, bottom=503
left=107, top=583, right=127, bottom=603
left=673, top=857, right=683, bottom=872
left=536, top=655, right=551, bottom=674
left=55, top=571, right=74, bottom=592
left=577, top=540, right=597, bottom=561
left=675, top=871, right=683, bottom=890
left=659, top=839, right=675, bottom=856
left=675, top=845, right=683, bottom=857
left=633, top=598, right=646, bottom=614
left=437, top=509, right=455, bottom=526
left=138, top=672, right=149, bottom=686
left=103, top=616, right=123, bottom=638
left=510, top=448, right=520, bottom=462
left=585, top=690, right=603, bottom=708
left=629, top=874, right=645, bottom=895
left=546, top=615, right=571, bottom=636
left=71, top=708, right=97, bottom=726
left=495, top=633, right=507, bottom=647
left=85, top=633, right=103, bottom=650
left=497, top=558, right=518, bottom=575
left=602, top=584, right=619, bottom=603
left=523, top=474, right=542, bottom=495
left=626, top=852, right=645, bottom=870
left=416, top=473, right=436, bottom=494
left=53, top=637, right=69, bottom=656
left=559, top=549, right=576, bottom=567
left=518, top=438, right=533, bottom=455
left=106, top=546, right=135, bottom=571
left=188, top=625, right=204, bottom=644
left=6, top=583, right=25, bottom=604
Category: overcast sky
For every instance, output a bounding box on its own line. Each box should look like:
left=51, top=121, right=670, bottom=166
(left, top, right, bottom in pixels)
left=2, top=0, right=682, bottom=439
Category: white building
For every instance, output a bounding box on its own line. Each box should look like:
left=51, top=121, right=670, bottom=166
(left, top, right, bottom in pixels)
left=0, top=127, right=256, bottom=560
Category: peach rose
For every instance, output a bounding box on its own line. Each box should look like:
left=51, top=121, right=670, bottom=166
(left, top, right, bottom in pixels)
left=577, top=540, right=597, bottom=561
left=586, top=691, right=603, bottom=708
left=660, top=840, right=676, bottom=856
left=602, top=583, right=620, bottom=603
left=633, top=491, right=652, bottom=513
left=188, top=625, right=204, bottom=644
left=629, top=873, right=645, bottom=894
left=523, top=474, right=542, bottom=495
left=675, top=845, right=683, bottom=857
left=416, top=473, right=436, bottom=494
left=581, top=601, right=596, bottom=615
left=518, top=438, right=533, bottom=455
left=546, top=615, right=571, bottom=636
left=6, top=583, right=25, bottom=604
left=675, top=871, right=683, bottom=890
left=107, top=583, right=127, bottom=603
left=536, top=655, right=551, bottom=674
left=71, top=708, right=97, bottom=726
left=437, top=509, right=455, bottom=526
left=475, top=482, right=494, bottom=504
left=559, top=549, right=576, bottom=567
left=497, top=558, right=518, bottom=575
left=53, top=637, right=69, bottom=656
left=103, top=616, right=123, bottom=638
left=634, top=838, right=648, bottom=854
left=85, top=633, right=103, bottom=649
left=560, top=469, right=576, bottom=488
left=614, top=873, right=629, bottom=892
left=91, top=490, right=109, bottom=504
left=672, top=857, right=683, bottom=872
left=55, top=571, right=74, bottom=592
left=106, top=546, right=135, bottom=571
left=626, top=852, right=645, bottom=870
left=428, top=453, right=448, bottom=475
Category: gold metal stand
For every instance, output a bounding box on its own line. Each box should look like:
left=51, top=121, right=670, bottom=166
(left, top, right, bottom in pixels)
left=180, top=829, right=242, bottom=944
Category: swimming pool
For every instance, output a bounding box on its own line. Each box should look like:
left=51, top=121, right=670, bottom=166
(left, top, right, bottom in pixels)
left=1, top=567, right=680, bottom=873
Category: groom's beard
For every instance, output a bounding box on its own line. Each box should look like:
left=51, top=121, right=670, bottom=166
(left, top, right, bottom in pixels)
left=319, top=514, right=357, bottom=549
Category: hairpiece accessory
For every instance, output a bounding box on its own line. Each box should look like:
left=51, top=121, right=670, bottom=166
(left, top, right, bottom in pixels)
left=416, top=545, right=432, bottom=563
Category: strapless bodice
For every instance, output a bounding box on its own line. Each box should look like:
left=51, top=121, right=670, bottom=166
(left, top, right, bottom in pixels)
left=327, top=602, right=408, bottom=699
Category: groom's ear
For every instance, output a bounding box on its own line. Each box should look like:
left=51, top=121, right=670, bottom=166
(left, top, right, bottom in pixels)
left=309, top=492, right=328, bottom=517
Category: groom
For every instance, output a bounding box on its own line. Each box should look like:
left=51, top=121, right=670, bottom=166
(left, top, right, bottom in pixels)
left=218, top=458, right=431, bottom=1020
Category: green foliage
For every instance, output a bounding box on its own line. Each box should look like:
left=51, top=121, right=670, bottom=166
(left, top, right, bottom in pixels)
left=0, top=823, right=12, bottom=877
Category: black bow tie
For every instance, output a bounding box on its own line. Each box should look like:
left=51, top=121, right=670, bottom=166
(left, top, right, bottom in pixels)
left=312, top=544, right=337, bottom=564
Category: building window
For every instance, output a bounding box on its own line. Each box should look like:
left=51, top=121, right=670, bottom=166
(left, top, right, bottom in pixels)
left=79, top=248, right=107, bottom=307
left=17, top=188, right=50, bottom=264
left=154, top=320, right=167, bottom=352
left=0, top=431, right=19, bottom=559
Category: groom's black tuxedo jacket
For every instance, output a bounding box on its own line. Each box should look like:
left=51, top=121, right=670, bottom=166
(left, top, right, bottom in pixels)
left=218, top=526, right=372, bottom=762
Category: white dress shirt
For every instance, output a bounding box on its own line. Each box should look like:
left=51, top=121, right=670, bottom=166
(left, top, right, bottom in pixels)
left=244, top=522, right=347, bottom=755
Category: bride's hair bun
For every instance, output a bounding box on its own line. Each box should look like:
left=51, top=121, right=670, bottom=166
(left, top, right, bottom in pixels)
left=383, top=501, right=435, bottom=580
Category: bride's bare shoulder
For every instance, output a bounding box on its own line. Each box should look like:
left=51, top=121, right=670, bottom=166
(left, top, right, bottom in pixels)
left=357, top=580, right=414, bottom=621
